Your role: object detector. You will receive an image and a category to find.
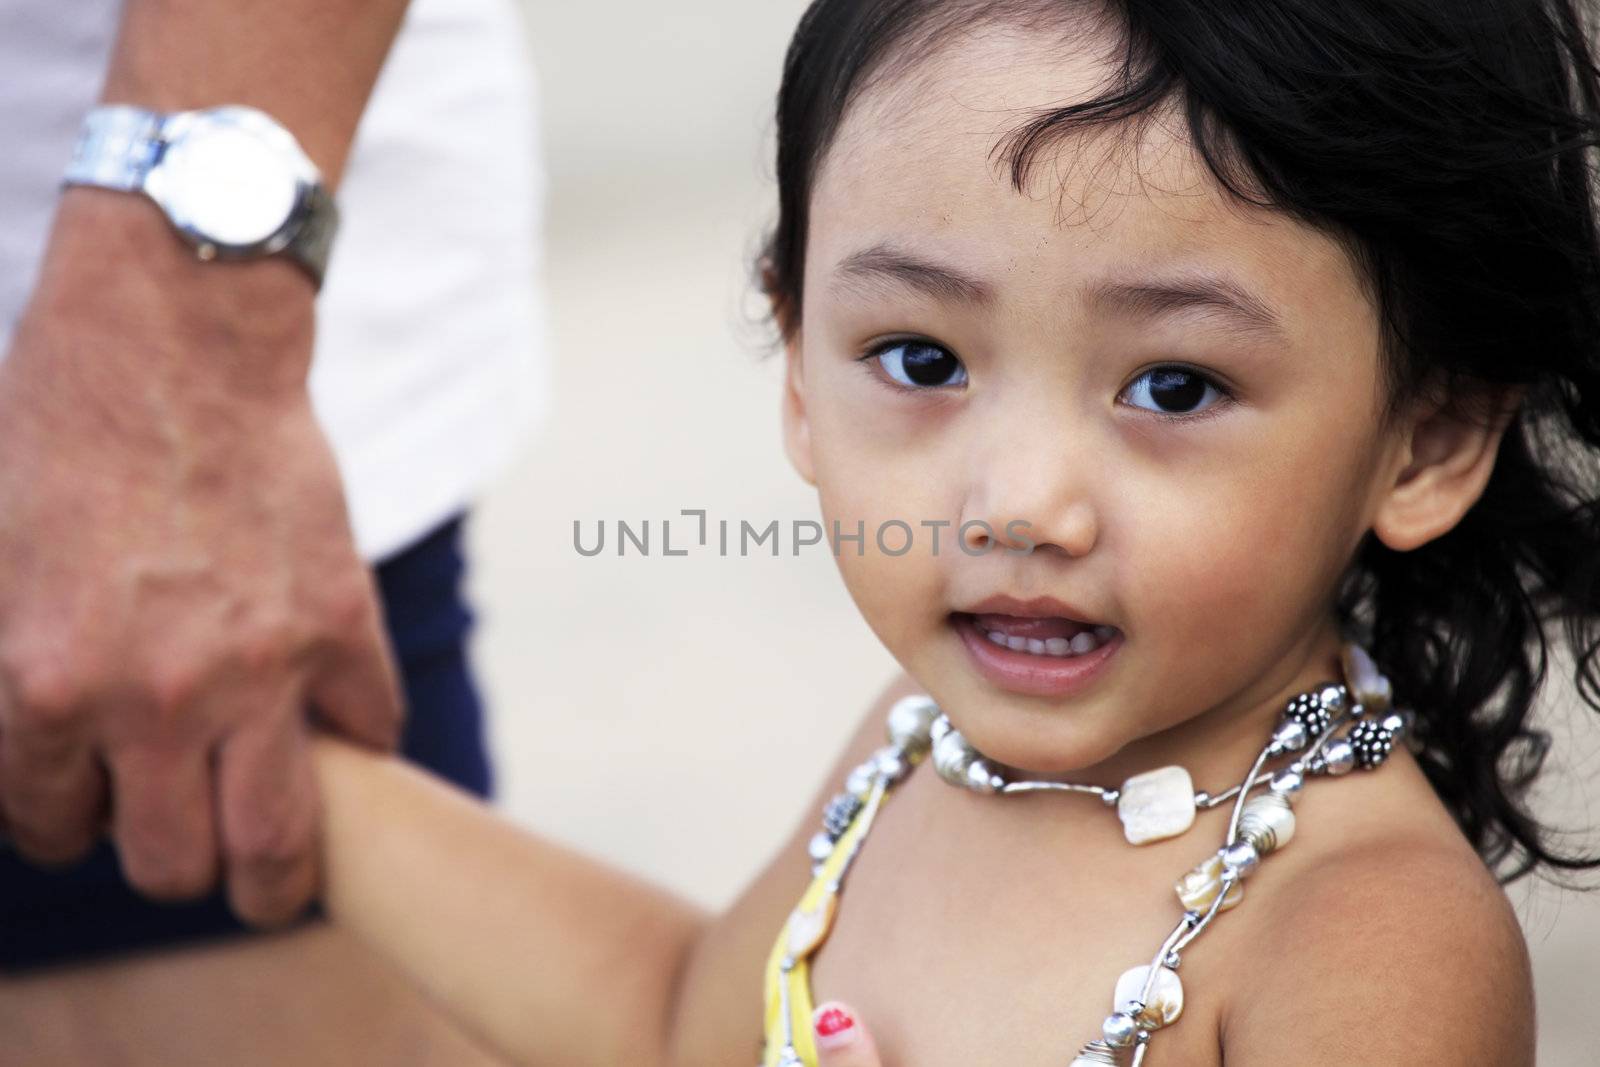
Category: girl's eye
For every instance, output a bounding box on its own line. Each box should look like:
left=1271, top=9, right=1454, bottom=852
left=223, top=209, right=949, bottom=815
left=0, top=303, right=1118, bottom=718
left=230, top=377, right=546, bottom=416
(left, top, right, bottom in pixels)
left=872, top=340, right=967, bottom=389
left=1120, top=366, right=1228, bottom=416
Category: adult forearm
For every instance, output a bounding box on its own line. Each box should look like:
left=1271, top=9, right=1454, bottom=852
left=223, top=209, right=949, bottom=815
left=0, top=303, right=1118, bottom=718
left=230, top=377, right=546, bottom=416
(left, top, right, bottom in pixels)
left=0, top=0, right=419, bottom=923
left=31, top=0, right=416, bottom=398
left=314, top=740, right=711, bottom=1067
left=30, top=0, right=416, bottom=402
left=102, top=0, right=412, bottom=186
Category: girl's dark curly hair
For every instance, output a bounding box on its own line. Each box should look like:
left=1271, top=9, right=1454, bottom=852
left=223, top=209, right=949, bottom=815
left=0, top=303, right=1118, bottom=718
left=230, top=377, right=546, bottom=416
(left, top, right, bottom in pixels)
left=762, top=0, right=1600, bottom=880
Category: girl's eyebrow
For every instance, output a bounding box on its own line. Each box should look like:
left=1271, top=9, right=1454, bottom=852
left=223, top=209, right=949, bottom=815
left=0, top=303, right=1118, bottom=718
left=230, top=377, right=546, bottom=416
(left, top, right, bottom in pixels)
left=1087, top=271, right=1288, bottom=343
left=833, top=243, right=994, bottom=305
left=833, top=242, right=1287, bottom=342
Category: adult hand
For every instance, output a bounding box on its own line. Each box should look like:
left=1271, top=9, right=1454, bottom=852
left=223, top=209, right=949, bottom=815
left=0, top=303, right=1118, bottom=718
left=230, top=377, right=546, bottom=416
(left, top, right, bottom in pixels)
left=0, top=190, right=404, bottom=925
left=812, top=1002, right=887, bottom=1067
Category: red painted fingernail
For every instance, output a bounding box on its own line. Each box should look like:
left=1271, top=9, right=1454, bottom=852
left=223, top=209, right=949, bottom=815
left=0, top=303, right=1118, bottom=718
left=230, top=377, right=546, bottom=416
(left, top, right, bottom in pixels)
left=813, top=1002, right=857, bottom=1049
left=816, top=1006, right=854, bottom=1037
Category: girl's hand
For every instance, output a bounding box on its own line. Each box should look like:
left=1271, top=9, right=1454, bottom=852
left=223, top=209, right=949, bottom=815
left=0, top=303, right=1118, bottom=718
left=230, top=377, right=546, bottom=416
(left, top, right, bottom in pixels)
left=813, top=1002, right=885, bottom=1067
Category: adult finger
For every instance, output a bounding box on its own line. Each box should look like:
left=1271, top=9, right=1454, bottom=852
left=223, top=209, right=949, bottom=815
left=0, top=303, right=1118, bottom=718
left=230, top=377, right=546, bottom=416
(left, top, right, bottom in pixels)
left=215, top=708, right=319, bottom=927
left=1, top=745, right=108, bottom=866
left=813, top=1002, right=885, bottom=1067
left=0, top=679, right=110, bottom=867
left=307, top=581, right=404, bottom=751
left=109, top=743, right=219, bottom=900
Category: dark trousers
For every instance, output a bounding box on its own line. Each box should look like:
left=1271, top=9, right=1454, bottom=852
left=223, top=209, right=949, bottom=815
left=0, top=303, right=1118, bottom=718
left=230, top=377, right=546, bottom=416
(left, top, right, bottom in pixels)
left=0, top=513, right=491, bottom=970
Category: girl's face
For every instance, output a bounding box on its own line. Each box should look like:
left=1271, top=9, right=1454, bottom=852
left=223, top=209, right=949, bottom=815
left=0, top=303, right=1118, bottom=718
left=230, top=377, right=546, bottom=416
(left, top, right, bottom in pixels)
left=782, top=25, right=1417, bottom=776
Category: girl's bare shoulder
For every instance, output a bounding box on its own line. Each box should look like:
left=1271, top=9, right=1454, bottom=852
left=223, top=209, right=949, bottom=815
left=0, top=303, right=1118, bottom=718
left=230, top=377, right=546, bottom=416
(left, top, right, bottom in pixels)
left=1221, top=762, right=1533, bottom=1066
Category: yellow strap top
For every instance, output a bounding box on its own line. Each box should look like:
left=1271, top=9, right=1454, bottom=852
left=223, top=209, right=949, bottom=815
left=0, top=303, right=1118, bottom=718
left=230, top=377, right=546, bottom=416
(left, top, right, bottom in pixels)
left=760, top=776, right=895, bottom=1067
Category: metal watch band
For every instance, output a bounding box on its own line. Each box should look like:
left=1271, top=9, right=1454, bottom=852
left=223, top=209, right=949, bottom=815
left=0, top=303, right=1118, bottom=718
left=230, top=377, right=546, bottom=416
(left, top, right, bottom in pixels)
left=63, top=105, right=162, bottom=192
left=287, top=183, right=339, bottom=289
left=62, top=104, right=337, bottom=289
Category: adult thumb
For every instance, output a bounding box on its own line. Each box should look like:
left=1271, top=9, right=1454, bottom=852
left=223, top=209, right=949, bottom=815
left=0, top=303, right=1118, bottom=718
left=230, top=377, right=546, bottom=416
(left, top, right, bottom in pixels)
left=307, top=607, right=406, bottom=753
left=813, top=1002, right=884, bottom=1067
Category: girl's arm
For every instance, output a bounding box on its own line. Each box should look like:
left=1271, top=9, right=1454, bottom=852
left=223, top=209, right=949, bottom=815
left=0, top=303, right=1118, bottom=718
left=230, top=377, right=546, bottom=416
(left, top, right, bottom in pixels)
left=311, top=738, right=709, bottom=1067
left=310, top=672, right=925, bottom=1067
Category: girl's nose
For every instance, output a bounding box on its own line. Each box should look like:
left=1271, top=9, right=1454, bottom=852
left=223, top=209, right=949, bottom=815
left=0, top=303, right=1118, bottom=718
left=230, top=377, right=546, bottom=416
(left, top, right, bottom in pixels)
left=959, top=469, right=1099, bottom=558
left=955, top=380, right=1105, bottom=559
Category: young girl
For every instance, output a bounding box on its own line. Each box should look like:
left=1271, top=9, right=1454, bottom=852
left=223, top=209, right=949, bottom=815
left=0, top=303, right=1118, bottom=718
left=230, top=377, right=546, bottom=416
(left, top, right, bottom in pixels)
left=311, top=1, right=1600, bottom=1063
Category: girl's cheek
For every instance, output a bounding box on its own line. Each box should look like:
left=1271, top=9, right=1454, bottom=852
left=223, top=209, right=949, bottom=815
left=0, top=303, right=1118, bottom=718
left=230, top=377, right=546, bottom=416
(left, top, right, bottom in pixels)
left=1125, top=474, right=1344, bottom=651
left=811, top=393, right=963, bottom=524
left=813, top=465, right=960, bottom=654
left=1116, top=485, right=1286, bottom=631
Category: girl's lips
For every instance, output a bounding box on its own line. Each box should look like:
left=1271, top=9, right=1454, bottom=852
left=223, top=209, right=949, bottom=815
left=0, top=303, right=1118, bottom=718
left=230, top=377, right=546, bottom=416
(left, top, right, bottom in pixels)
left=951, top=612, right=1122, bottom=698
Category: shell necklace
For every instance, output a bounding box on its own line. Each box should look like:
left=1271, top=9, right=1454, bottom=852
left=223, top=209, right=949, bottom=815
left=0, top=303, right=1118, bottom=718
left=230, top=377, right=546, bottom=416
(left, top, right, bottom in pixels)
left=788, top=642, right=1409, bottom=1067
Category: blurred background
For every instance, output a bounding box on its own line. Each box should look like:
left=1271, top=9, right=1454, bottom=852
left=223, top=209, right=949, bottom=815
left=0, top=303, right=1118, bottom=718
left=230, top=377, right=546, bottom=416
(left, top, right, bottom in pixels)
left=471, top=2, right=1600, bottom=1061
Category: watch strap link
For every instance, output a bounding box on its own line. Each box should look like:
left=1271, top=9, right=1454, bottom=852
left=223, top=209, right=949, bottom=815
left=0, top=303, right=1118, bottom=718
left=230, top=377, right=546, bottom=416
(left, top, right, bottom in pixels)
left=287, top=182, right=339, bottom=289
left=63, top=105, right=164, bottom=192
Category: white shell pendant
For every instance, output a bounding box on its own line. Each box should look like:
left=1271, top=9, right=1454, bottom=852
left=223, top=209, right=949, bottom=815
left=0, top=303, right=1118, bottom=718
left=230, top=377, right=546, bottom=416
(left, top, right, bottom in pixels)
left=1174, top=851, right=1245, bottom=913
left=1113, top=964, right=1185, bottom=1028
left=785, top=892, right=838, bottom=959
left=1116, top=765, right=1197, bottom=845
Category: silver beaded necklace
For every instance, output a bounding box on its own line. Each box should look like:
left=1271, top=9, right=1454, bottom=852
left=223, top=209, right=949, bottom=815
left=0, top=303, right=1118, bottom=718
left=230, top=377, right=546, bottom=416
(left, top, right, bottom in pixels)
left=790, top=642, right=1409, bottom=1067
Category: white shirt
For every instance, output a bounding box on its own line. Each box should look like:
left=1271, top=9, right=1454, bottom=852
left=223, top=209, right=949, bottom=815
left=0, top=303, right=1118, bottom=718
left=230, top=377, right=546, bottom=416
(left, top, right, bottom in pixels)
left=0, top=0, right=548, bottom=562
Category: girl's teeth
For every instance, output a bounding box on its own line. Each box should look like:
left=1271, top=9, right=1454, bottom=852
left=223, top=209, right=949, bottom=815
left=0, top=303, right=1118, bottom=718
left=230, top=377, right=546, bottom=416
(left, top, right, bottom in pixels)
left=978, top=623, right=1114, bottom=659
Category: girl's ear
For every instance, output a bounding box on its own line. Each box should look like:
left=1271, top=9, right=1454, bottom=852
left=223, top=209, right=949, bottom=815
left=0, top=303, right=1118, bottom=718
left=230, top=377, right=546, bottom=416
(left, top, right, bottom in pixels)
left=1372, top=389, right=1521, bottom=552
left=781, top=333, right=817, bottom=487
left=763, top=255, right=815, bottom=486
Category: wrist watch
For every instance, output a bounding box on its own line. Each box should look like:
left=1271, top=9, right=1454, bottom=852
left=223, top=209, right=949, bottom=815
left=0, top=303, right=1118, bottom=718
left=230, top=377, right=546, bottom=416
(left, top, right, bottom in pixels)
left=62, top=104, right=339, bottom=289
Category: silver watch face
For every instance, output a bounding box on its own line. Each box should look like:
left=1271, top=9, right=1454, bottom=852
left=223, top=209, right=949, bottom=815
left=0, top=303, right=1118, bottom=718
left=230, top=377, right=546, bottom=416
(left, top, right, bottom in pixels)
left=146, top=108, right=311, bottom=252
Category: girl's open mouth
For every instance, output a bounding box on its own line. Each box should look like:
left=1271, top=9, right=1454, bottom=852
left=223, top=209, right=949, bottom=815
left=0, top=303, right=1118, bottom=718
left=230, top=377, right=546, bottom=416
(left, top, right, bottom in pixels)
left=967, top=611, right=1117, bottom=657
left=950, top=611, right=1122, bottom=697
